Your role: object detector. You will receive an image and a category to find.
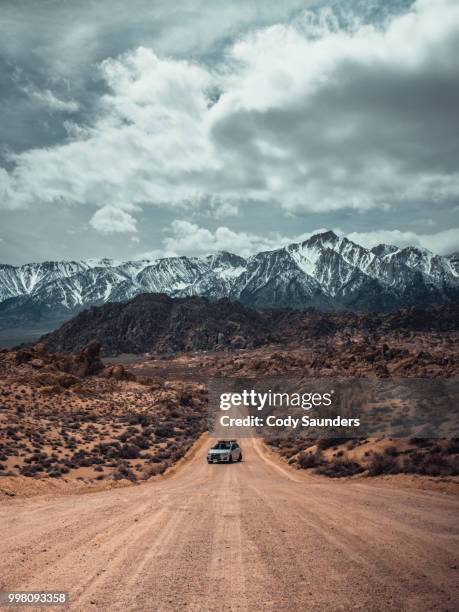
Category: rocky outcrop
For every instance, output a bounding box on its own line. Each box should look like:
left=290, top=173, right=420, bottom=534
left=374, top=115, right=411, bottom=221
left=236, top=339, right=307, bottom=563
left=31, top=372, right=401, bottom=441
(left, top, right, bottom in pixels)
left=41, top=293, right=271, bottom=354
left=40, top=293, right=459, bottom=356
left=13, top=340, right=104, bottom=380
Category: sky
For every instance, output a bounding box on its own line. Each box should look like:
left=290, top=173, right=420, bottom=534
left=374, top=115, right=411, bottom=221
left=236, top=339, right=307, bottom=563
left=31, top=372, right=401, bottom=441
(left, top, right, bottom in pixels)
left=0, top=0, right=458, bottom=264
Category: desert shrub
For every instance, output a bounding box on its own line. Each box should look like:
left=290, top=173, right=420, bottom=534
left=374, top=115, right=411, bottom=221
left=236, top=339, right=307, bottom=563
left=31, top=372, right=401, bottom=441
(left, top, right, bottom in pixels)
left=95, top=442, right=121, bottom=458
left=155, top=424, right=174, bottom=439
left=151, top=450, right=171, bottom=461
left=79, top=458, right=94, bottom=467
left=402, top=452, right=459, bottom=476
left=282, top=443, right=304, bottom=459
left=368, top=453, right=399, bottom=476
left=316, top=458, right=364, bottom=478
left=5, top=427, right=20, bottom=440
left=133, top=435, right=150, bottom=450
left=31, top=452, right=47, bottom=461
left=119, top=443, right=140, bottom=459
left=113, top=464, right=137, bottom=481
left=48, top=469, right=62, bottom=478
left=298, top=451, right=323, bottom=469
left=149, top=455, right=163, bottom=463
left=138, top=414, right=152, bottom=427
left=144, top=462, right=168, bottom=478
left=169, top=447, right=186, bottom=462
left=316, top=437, right=348, bottom=451
left=126, top=413, right=151, bottom=427
left=21, top=465, right=38, bottom=477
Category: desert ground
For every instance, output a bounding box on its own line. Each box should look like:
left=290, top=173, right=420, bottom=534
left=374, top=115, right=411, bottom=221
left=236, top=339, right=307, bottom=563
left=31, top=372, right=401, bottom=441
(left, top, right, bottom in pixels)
left=0, top=435, right=458, bottom=612
left=1, top=332, right=458, bottom=491
left=0, top=330, right=458, bottom=611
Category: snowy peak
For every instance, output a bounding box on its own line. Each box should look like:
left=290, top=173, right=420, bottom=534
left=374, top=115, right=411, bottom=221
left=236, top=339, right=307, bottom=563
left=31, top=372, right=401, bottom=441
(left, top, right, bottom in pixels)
left=0, top=234, right=458, bottom=320
left=205, top=251, right=246, bottom=269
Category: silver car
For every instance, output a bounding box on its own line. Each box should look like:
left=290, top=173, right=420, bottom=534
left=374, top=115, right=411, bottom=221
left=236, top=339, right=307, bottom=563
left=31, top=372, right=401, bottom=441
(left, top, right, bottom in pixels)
left=207, top=440, right=242, bottom=463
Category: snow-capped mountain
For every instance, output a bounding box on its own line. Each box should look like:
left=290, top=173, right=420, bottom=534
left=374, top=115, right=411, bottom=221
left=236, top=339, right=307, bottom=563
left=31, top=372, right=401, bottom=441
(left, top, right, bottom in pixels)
left=0, top=231, right=458, bottom=327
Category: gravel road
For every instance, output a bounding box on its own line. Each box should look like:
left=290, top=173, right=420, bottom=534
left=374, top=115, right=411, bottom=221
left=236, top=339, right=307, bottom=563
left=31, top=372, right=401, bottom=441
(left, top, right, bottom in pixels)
left=0, top=437, right=458, bottom=611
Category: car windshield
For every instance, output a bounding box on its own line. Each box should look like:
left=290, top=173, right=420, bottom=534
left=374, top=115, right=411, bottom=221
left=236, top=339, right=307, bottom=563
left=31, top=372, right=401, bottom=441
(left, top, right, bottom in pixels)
left=213, top=442, right=231, bottom=450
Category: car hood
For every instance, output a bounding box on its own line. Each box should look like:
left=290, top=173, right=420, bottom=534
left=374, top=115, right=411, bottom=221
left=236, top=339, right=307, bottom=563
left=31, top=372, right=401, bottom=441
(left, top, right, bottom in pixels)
left=208, top=449, right=230, bottom=455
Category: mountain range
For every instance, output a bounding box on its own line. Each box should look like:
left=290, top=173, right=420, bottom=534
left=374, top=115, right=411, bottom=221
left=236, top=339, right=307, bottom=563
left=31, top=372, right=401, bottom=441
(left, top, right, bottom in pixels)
left=1, top=231, right=458, bottom=329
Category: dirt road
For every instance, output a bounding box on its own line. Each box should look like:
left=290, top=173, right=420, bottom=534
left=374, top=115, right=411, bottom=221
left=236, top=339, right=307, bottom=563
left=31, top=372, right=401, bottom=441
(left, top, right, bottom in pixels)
left=1, top=437, right=458, bottom=612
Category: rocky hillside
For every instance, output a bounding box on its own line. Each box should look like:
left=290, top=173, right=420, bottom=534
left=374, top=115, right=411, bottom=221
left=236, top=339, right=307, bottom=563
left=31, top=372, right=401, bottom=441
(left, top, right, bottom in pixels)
left=41, top=293, right=459, bottom=355
left=42, top=293, right=272, bottom=354
left=1, top=232, right=458, bottom=328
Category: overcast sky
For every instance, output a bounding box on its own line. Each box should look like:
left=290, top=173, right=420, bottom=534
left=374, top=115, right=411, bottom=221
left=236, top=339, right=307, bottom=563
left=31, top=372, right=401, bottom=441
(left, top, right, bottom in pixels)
left=0, top=0, right=458, bottom=264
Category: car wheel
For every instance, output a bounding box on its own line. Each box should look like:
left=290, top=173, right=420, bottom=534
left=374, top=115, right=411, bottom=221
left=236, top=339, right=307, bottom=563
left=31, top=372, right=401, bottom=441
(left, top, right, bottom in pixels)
left=238, top=453, right=242, bottom=462
left=228, top=455, right=233, bottom=463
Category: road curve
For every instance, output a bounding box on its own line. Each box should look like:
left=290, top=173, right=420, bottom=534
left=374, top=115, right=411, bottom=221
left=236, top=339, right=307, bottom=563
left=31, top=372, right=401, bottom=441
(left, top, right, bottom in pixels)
left=0, top=437, right=458, bottom=612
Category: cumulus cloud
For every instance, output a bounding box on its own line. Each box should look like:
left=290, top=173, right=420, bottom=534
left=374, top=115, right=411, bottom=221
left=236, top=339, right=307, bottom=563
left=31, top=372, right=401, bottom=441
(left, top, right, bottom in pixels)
left=347, top=228, right=459, bottom=255
left=156, top=221, right=459, bottom=259
left=209, top=0, right=459, bottom=212
left=0, top=0, right=458, bottom=244
left=155, top=220, right=327, bottom=258
left=89, top=205, right=138, bottom=234
left=1, top=47, right=223, bottom=216
left=161, top=221, right=284, bottom=258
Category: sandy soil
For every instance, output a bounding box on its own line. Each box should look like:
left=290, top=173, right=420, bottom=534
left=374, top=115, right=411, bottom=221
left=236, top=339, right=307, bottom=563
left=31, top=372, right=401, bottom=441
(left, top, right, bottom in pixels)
left=0, top=436, right=458, bottom=612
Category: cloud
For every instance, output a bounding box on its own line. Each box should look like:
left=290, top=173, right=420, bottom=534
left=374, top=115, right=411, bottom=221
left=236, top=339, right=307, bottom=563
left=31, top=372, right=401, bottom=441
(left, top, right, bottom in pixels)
left=155, top=221, right=459, bottom=259
left=161, top=220, right=283, bottom=257
left=157, top=220, right=327, bottom=258
left=1, top=47, right=218, bottom=216
left=209, top=0, right=459, bottom=212
left=89, top=205, right=138, bottom=234
left=347, top=228, right=459, bottom=255
left=22, top=85, right=79, bottom=113
left=0, top=0, right=459, bottom=239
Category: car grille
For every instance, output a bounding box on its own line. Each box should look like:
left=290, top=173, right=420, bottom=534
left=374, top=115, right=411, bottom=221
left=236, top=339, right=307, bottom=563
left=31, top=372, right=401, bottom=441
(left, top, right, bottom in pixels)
left=209, top=455, right=225, bottom=462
